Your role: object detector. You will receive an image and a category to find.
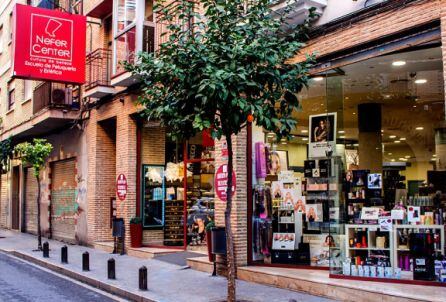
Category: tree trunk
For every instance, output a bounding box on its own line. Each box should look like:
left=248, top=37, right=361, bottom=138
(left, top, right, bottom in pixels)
left=36, top=176, right=42, bottom=251
left=224, top=132, right=236, bottom=302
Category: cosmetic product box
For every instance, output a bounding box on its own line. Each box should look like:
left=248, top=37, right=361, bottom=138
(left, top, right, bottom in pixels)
left=271, top=250, right=297, bottom=264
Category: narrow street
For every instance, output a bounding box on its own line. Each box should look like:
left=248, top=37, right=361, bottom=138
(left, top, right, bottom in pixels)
left=0, top=252, right=118, bottom=302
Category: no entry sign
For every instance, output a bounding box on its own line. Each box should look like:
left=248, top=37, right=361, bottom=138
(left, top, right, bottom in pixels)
left=12, top=4, right=86, bottom=84
left=215, top=164, right=236, bottom=202
left=116, top=174, right=128, bottom=201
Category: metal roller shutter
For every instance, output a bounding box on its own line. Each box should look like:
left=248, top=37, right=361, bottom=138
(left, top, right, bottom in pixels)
left=51, top=159, right=77, bottom=242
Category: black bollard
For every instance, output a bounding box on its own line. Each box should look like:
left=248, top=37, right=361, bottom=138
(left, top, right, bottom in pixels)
left=82, top=252, right=90, bottom=271
left=139, top=266, right=147, bottom=290
left=61, top=246, right=68, bottom=264
left=108, top=258, right=115, bottom=280
left=43, top=242, right=49, bottom=258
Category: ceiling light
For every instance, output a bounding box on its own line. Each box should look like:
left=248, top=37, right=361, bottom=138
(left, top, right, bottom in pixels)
left=394, top=140, right=401, bottom=143
left=388, top=153, right=392, bottom=155
left=413, top=105, right=417, bottom=108
left=384, top=94, right=391, bottom=99
left=416, top=127, right=424, bottom=131
left=400, top=137, right=406, bottom=141
left=431, top=158, right=436, bottom=161
left=353, top=144, right=359, bottom=147
left=302, top=138, right=308, bottom=141
left=313, top=77, right=324, bottom=82
left=392, top=61, right=406, bottom=66
left=353, top=112, right=356, bottom=115
left=281, top=142, right=287, bottom=145
left=405, top=155, right=411, bottom=159
left=415, top=79, right=427, bottom=84
left=433, top=154, right=437, bottom=157
left=340, top=136, right=346, bottom=139
left=391, top=159, right=396, bottom=162
left=399, top=158, right=408, bottom=161
left=338, top=130, right=345, bottom=134
left=381, top=130, right=384, bottom=133
left=301, top=129, right=308, bottom=133
left=389, top=135, right=396, bottom=139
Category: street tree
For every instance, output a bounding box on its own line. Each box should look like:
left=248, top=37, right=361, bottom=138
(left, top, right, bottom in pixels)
left=15, top=139, right=53, bottom=251
left=126, top=0, right=314, bottom=300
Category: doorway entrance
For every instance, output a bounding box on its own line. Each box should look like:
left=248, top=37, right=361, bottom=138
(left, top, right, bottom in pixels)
left=11, top=166, right=20, bottom=230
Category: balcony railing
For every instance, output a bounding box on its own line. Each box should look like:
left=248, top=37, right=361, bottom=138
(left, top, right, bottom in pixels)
left=86, top=48, right=112, bottom=91
left=33, top=82, right=80, bottom=115
left=36, top=0, right=83, bottom=14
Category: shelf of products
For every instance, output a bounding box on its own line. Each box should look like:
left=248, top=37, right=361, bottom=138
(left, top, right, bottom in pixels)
left=163, top=180, right=184, bottom=246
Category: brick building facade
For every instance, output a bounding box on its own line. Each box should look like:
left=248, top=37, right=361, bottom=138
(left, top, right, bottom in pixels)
left=1, top=0, right=446, bottom=290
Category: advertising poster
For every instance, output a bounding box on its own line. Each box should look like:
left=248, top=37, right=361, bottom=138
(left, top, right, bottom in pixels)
left=309, top=113, right=337, bottom=158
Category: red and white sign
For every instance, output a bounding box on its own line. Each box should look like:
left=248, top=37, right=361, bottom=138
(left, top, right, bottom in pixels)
left=215, top=164, right=236, bottom=202
left=116, top=174, right=128, bottom=201
left=12, top=4, right=86, bottom=84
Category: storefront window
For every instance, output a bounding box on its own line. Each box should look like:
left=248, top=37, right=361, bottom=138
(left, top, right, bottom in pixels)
left=251, top=45, right=446, bottom=283
left=140, top=125, right=215, bottom=249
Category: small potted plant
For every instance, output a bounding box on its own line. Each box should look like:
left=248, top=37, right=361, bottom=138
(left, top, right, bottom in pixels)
left=129, top=217, right=143, bottom=248
left=205, top=220, right=215, bottom=262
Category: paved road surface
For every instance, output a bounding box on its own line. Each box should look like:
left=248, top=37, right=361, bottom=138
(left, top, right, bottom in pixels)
left=0, top=252, right=117, bottom=302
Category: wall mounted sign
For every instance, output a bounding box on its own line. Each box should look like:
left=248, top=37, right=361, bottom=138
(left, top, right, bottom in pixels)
left=215, top=164, right=236, bottom=202
left=116, top=174, right=128, bottom=201
left=12, top=4, right=86, bottom=84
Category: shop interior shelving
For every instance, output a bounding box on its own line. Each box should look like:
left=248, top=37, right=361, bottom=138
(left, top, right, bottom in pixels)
left=345, top=224, right=394, bottom=268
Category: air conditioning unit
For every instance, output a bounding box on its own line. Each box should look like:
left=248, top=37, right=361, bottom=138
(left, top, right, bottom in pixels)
left=52, top=88, right=66, bottom=105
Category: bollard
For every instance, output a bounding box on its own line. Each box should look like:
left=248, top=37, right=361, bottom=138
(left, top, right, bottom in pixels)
left=82, top=252, right=90, bottom=271
left=139, top=266, right=147, bottom=290
left=43, top=242, right=49, bottom=258
left=61, top=246, right=68, bottom=264
left=108, top=258, right=115, bottom=280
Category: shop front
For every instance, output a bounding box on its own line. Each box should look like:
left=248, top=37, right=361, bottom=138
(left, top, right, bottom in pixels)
left=138, top=122, right=216, bottom=251
left=248, top=35, right=446, bottom=285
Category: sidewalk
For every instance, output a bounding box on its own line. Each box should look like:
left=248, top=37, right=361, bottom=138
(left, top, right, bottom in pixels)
left=0, top=229, right=334, bottom=302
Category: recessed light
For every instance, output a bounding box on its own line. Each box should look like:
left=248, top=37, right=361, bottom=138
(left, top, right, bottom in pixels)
left=381, top=130, right=384, bottom=133
left=384, top=94, right=391, bottom=99
left=391, top=159, right=396, bottom=162
left=415, top=79, right=427, bottom=84
left=400, top=137, right=406, bottom=141
left=389, top=135, right=396, bottom=139
left=405, top=155, right=411, bottom=159
left=302, top=138, right=308, bottom=141
left=281, top=142, right=287, bottom=145
left=394, top=140, right=401, bottom=143
left=338, top=130, right=345, bottom=134
left=353, top=144, right=359, bottom=147
left=399, top=157, right=408, bottom=161
left=388, top=153, right=392, bottom=155
left=433, top=154, right=437, bottom=157
left=392, top=61, right=406, bottom=66
left=353, top=112, right=356, bottom=115
left=340, top=136, right=346, bottom=139
left=301, top=129, right=308, bottom=133
left=413, top=105, right=417, bottom=108
left=416, top=127, right=424, bottom=130
left=431, top=158, right=436, bottom=161
left=313, top=77, right=324, bottom=82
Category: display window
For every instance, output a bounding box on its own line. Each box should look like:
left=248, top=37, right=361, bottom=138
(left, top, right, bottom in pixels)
left=250, top=44, right=446, bottom=284
left=139, top=125, right=215, bottom=251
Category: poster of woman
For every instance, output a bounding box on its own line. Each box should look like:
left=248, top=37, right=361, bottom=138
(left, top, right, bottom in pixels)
left=309, top=113, right=337, bottom=158
left=306, top=204, right=323, bottom=222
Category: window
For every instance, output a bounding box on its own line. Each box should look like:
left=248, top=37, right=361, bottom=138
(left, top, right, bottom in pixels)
left=116, top=0, right=137, bottom=34
left=8, top=88, right=15, bottom=110
left=113, top=0, right=138, bottom=75
left=24, top=80, right=32, bottom=101
left=0, top=26, right=3, bottom=54
left=9, top=12, right=13, bottom=44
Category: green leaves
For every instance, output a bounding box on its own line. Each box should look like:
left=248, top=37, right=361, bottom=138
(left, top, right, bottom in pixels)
left=126, top=0, right=314, bottom=141
left=14, top=139, right=53, bottom=178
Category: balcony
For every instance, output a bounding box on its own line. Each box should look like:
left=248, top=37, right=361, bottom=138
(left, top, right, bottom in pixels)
left=85, top=49, right=117, bottom=98
left=111, top=25, right=155, bottom=87
left=84, top=0, right=113, bottom=18
left=0, top=82, right=81, bottom=141
left=33, top=82, right=80, bottom=115
left=272, top=0, right=327, bottom=25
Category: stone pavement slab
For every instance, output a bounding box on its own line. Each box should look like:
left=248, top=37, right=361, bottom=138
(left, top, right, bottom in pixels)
left=0, top=230, right=334, bottom=302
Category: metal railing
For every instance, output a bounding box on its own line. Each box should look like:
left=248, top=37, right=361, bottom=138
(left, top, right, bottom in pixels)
left=86, top=48, right=113, bottom=91
left=33, top=82, right=80, bottom=115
